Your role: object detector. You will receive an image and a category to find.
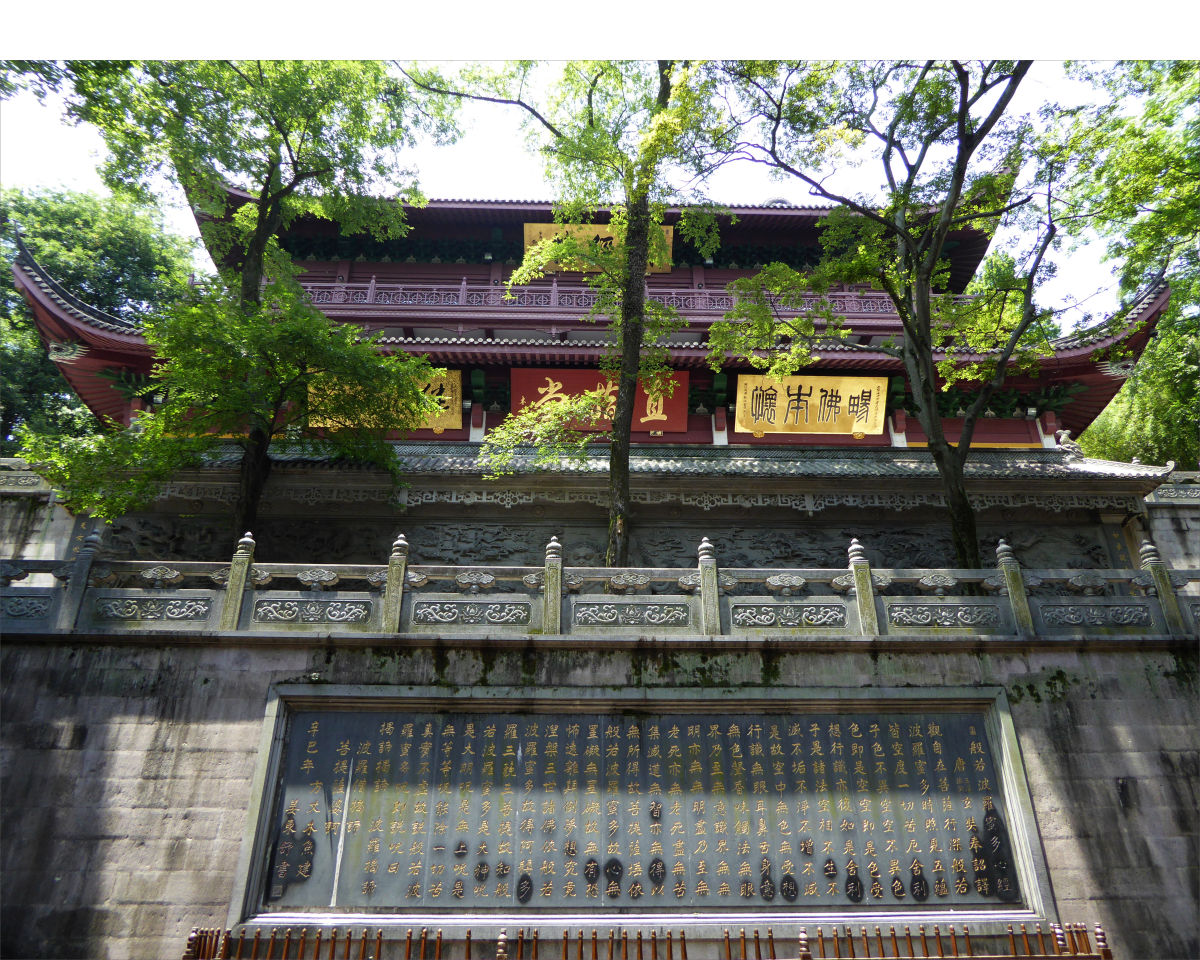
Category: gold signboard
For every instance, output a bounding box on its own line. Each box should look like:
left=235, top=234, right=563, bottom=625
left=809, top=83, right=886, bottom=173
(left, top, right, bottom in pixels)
left=419, top=369, right=463, bottom=433
left=308, top=370, right=462, bottom=432
left=512, top=368, right=689, bottom=433
left=733, top=375, right=888, bottom=437
left=523, top=223, right=674, bottom=274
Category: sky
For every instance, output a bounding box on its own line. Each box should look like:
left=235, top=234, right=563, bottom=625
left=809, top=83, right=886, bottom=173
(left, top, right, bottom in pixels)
left=0, top=53, right=1174, bottom=329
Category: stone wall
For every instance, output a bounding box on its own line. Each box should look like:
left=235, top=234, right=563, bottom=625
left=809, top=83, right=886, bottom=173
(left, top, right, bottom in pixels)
left=2, top=639, right=1196, bottom=960
left=1143, top=472, right=1200, bottom=572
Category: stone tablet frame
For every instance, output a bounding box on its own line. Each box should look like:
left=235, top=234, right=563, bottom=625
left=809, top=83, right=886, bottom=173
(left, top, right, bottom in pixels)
left=229, top=685, right=1055, bottom=935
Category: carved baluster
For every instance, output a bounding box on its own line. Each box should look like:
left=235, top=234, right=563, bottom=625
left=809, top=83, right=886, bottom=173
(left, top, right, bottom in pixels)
left=848, top=539, right=880, bottom=636
left=219, top=532, right=255, bottom=632
left=383, top=534, right=410, bottom=634
left=544, top=537, right=563, bottom=635
left=0, top=560, right=27, bottom=588
left=698, top=537, right=721, bottom=635
left=996, top=540, right=1035, bottom=639
left=1139, top=540, right=1187, bottom=637
left=55, top=528, right=102, bottom=632
left=1094, top=925, right=1112, bottom=960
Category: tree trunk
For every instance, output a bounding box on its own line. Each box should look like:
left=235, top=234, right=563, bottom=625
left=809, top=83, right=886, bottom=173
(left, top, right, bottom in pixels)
left=605, top=194, right=654, bottom=566
left=902, top=330, right=983, bottom=570
left=232, top=428, right=272, bottom=546
left=930, top=446, right=982, bottom=569
left=229, top=194, right=284, bottom=542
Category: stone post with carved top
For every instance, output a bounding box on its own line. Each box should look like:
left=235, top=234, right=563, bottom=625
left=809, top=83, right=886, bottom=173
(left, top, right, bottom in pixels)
left=848, top=538, right=880, bottom=635
left=543, top=537, right=562, bottom=635
left=698, top=537, right=721, bottom=635
left=54, top=528, right=102, bottom=632
left=1139, top=540, right=1187, bottom=637
left=219, top=532, right=255, bottom=632
left=381, top=534, right=409, bottom=634
left=997, top=539, right=1035, bottom=639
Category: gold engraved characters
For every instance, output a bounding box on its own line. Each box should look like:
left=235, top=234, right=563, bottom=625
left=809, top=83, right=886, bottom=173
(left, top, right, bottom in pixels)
left=266, top=709, right=1016, bottom=912
left=735, top=375, right=888, bottom=436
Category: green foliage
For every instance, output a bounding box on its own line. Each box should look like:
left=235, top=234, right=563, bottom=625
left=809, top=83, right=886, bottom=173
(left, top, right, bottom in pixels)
left=708, top=263, right=850, bottom=379
left=718, top=62, right=1057, bottom=397
left=46, top=60, right=454, bottom=303
left=17, top=414, right=207, bottom=521
left=718, top=60, right=1067, bottom=565
left=1061, top=61, right=1198, bottom=308
left=477, top=389, right=616, bottom=478
left=405, top=60, right=730, bottom=561
left=1064, top=61, right=1200, bottom=467
left=19, top=276, right=441, bottom=516
left=143, top=276, right=439, bottom=452
left=1, top=188, right=195, bottom=454
left=5, top=60, right=458, bottom=530
left=1079, top=317, right=1200, bottom=469
left=949, top=251, right=1059, bottom=386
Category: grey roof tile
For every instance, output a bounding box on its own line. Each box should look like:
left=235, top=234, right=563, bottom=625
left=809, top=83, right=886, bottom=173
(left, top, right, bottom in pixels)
left=199, top=441, right=1172, bottom=482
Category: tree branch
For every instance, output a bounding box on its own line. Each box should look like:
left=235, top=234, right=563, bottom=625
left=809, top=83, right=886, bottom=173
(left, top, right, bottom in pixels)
left=397, top=64, right=567, bottom=142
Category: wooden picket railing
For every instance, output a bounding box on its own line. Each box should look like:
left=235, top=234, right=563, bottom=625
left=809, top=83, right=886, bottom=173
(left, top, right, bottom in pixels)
left=181, top=922, right=1114, bottom=960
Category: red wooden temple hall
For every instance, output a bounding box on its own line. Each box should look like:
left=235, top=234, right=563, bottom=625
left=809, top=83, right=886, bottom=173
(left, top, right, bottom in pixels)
left=2, top=192, right=1194, bottom=960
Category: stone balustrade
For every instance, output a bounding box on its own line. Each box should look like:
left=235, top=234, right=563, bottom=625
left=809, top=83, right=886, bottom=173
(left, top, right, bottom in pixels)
left=2, top=533, right=1196, bottom=641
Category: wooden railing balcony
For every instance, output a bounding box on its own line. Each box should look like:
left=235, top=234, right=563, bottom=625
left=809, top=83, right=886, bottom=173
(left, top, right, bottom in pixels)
left=298, top=278, right=911, bottom=329
left=3, top=532, right=1195, bottom=643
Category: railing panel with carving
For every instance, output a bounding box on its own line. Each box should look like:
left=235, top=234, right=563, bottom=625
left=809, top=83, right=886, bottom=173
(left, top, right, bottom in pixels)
left=297, top=280, right=914, bottom=325
left=3, top=538, right=1196, bottom=641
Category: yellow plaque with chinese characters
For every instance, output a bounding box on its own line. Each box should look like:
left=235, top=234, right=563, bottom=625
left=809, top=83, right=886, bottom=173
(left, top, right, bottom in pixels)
left=308, top=370, right=462, bottom=432
left=733, top=375, right=888, bottom=437
left=523, top=223, right=673, bottom=273
left=419, top=370, right=463, bottom=433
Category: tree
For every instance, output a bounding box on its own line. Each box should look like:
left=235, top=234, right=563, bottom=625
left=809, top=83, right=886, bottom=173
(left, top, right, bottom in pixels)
left=1, top=187, right=195, bottom=454
left=19, top=276, right=439, bottom=529
left=404, top=60, right=727, bottom=564
left=16, top=59, right=453, bottom=535
left=1070, top=61, right=1199, bottom=469
left=713, top=60, right=1072, bottom=568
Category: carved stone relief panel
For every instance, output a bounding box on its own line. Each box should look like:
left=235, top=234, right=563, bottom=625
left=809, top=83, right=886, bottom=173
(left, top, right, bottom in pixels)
left=100, top=509, right=1114, bottom=572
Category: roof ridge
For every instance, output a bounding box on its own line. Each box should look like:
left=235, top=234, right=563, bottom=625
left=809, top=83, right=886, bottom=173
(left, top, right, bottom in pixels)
left=13, top=235, right=140, bottom=334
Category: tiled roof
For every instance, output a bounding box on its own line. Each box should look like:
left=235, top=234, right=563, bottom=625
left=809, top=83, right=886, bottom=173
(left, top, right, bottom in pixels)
left=199, top=441, right=1172, bottom=483
left=1051, top=281, right=1170, bottom=350
left=13, top=237, right=141, bottom=335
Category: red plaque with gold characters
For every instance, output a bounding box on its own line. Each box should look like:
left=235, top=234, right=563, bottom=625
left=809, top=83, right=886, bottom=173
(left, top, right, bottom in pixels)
left=511, top=369, right=690, bottom=433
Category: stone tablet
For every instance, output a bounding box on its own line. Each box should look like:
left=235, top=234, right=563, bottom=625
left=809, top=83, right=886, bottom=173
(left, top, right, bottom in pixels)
left=258, top=706, right=1022, bottom=913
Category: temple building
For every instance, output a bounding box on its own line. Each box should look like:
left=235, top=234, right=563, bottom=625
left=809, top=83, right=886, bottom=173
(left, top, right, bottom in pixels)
left=1, top=197, right=1197, bottom=960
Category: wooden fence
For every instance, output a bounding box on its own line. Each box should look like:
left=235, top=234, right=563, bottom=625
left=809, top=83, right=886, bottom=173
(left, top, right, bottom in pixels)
left=182, top=922, right=1114, bottom=960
